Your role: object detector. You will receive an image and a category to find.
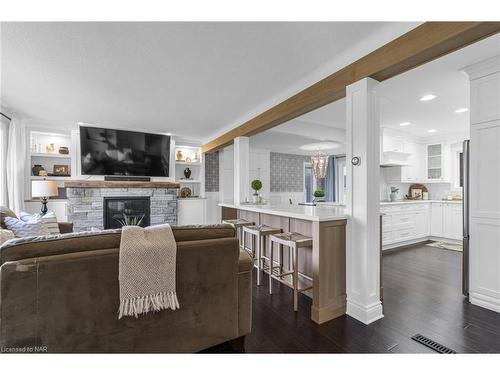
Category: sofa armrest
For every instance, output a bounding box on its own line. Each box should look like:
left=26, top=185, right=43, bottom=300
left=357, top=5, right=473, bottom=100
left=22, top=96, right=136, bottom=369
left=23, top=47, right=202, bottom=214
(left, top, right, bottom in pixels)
left=237, top=250, right=253, bottom=337
left=58, top=222, right=73, bottom=234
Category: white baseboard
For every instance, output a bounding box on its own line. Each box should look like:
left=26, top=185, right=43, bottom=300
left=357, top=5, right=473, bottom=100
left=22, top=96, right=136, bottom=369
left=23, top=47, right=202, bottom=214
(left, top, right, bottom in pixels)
left=470, top=291, right=500, bottom=313
left=346, top=299, right=384, bottom=325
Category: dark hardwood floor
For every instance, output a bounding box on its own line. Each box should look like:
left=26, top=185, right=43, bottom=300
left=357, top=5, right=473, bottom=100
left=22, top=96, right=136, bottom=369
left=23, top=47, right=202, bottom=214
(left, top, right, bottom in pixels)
left=240, top=244, right=500, bottom=353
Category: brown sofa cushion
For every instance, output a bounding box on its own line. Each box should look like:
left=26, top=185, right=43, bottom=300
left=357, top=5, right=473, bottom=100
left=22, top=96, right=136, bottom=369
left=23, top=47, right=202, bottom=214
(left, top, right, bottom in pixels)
left=0, top=224, right=236, bottom=265
left=0, top=207, right=17, bottom=229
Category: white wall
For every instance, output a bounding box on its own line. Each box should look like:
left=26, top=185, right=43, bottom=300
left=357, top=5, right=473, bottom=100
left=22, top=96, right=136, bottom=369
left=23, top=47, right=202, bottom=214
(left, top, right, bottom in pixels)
left=249, top=148, right=270, bottom=201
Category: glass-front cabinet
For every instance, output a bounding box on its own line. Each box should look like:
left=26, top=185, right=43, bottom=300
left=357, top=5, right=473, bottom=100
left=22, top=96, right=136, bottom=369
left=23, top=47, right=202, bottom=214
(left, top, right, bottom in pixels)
left=427, top=143, right=443, bottom=180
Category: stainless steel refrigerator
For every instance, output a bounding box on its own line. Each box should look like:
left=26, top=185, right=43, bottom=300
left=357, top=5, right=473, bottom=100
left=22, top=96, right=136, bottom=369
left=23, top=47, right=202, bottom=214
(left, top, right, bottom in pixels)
left=461, top=140, right=470, bottom=297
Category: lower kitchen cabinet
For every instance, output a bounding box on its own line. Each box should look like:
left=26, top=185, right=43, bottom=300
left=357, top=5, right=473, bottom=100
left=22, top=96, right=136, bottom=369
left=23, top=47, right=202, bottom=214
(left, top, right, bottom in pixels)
left=430, top=203, right=444, bottom=237
left=177, top=198, right=207, bottom=225
left=381, top=201, right=462, bottom=249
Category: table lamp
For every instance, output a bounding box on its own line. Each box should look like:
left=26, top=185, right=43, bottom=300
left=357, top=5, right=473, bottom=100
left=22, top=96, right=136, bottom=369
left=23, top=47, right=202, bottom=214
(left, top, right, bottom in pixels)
left=31, top=180, right=59, bottom=215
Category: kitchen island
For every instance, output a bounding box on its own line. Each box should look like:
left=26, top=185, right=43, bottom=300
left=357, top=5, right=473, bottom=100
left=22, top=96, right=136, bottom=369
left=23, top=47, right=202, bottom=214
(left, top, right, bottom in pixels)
left=219, top=202, right=347, bottom=324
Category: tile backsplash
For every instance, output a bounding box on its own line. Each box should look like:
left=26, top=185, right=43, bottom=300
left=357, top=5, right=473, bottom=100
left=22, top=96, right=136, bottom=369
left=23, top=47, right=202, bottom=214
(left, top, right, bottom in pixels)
left=204, top=151, right=219, bottom=192
left=270, top=152, right=310, bottom=192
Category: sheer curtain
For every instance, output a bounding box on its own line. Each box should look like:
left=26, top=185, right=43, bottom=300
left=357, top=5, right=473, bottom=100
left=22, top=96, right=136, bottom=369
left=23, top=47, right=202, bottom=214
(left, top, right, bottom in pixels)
left=0, top=116, right=9, bottom=206
left=6, top=116, right=26, bottom=213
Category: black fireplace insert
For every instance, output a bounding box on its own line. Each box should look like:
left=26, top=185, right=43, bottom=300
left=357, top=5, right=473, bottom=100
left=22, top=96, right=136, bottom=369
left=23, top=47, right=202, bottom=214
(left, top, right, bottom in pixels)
left=103, top=196, right=151, bottom=229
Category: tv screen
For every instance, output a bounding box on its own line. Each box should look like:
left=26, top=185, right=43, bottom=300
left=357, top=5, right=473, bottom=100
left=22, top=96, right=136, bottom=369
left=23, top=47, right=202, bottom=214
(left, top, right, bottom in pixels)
left=80, top=126, right=170, bottom=177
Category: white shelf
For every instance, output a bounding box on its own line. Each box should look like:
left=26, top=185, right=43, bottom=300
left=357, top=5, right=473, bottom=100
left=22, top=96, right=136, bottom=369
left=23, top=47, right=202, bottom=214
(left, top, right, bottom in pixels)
left=31, top=152, right=71, bottom=159
left=31, top=176, right=70, bottom=181
left=179, top=179, right=201, bottom=184
left=175, top=161, right=201, bottom=166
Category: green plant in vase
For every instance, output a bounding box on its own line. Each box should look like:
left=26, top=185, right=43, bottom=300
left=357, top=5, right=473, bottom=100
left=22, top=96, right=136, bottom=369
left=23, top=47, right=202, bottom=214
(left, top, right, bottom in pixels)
left=313, top=189, right=325, bottom=203
left=251, top=179, right=263, bottom=204
left=115, top=213, right=145, bottom=227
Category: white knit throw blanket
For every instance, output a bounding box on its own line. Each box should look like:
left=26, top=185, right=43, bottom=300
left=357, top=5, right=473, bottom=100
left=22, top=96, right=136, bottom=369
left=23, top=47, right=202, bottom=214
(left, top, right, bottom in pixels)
left=118, top=224, right=180, bottom=319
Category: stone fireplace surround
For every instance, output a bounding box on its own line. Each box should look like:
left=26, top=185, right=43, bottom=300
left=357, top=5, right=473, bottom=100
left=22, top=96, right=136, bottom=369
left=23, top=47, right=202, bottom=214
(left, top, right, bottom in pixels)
left=65, top=180, right=179, bottom=232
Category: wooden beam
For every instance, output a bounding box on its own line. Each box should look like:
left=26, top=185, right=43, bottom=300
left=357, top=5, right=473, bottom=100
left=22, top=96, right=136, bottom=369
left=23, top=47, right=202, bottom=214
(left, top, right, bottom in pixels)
left=202, top=22, right=500, bottom=153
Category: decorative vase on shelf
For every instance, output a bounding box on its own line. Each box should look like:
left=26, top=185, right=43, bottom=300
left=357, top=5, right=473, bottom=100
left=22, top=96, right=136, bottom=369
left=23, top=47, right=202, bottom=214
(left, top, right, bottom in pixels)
left=183, top=167, right=191, bottom=179
left=46, top=143, right=55, bottom=153
left=176, top=150, right=184, bottom=161
left=58, top=146, right=69, bottom=154
left=32, top=164, right=45, bottom=176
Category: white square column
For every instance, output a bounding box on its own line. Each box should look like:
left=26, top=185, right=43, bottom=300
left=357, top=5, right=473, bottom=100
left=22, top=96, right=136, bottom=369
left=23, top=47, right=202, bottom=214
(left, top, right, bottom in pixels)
left=462, top=55, right=500, bottom=313
left=234, top=136, right=250, bottom=204
left=345, top=77, right=383, bottom=324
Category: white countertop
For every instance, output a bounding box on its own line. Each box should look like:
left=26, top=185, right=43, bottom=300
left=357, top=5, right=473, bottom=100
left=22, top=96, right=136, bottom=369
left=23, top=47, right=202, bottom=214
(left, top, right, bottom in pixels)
left=219, top=202, right=347, bottom=222
left=380, top=200, right=462, bottom=205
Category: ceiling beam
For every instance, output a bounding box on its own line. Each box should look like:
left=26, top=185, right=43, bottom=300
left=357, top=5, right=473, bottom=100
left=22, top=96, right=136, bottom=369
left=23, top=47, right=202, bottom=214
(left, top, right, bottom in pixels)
left=202, top=22, right=500, bottom=153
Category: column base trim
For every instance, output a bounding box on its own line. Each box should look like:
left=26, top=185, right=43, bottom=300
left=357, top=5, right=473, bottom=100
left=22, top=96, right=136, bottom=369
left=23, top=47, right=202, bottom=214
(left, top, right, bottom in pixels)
left=346, top=299, right=384, bottom=325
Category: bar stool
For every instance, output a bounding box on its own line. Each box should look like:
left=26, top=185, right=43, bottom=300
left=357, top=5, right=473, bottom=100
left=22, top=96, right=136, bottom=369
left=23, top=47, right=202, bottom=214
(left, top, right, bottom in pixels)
left=268, top=232, right=313, bottom=311
left=222, top=218, right=254, bottom=250
left=242, top=225, right=282, bottom=285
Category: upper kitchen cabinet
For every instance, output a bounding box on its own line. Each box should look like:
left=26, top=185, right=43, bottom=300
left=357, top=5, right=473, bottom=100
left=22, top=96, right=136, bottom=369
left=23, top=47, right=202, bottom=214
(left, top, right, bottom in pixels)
left=426, top=142, right=450, bottom=182
left=401, top=140, right=426, bottom=182
left=380, top=128, right=411, bottom=167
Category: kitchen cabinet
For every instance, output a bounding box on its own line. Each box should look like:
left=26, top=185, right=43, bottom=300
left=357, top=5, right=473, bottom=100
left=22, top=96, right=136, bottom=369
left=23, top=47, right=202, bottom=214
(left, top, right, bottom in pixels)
left=430, top=203, right=444, bottom=237
left=177, top=198, right=207, bottom=225
left=401, top=140, right=425, bottom=182
left=443, top=203, right=463, bottom=240
left=383, top=134, right=405, bottom=153
left=381, top=202, right=461, bottom=249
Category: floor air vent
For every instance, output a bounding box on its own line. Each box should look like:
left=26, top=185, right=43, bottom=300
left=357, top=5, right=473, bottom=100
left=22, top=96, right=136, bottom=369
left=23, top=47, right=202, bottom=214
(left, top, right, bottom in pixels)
left=411, top=334, right=456, bottom=354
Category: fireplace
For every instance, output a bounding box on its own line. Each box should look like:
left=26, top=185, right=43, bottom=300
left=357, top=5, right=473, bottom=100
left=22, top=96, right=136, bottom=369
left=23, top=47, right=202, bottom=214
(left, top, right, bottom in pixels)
left=103, top=196, right=151, bottom=229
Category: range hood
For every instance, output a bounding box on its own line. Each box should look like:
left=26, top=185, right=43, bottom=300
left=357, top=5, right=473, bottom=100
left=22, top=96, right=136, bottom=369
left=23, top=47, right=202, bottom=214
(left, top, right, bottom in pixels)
left=380, top=150, right=411, bottom=167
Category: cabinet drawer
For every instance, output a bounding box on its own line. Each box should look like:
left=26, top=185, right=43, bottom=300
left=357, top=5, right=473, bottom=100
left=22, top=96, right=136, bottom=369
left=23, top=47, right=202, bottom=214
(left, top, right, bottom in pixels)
left=382, top=215, right=392, bottom=231
left=382, top=231, right=393, bottom=244
left=380, top=206, right=393, bottom=214
left=392, top=228, right=416, bottom=242
left=392, top=213, right=414, bottom=227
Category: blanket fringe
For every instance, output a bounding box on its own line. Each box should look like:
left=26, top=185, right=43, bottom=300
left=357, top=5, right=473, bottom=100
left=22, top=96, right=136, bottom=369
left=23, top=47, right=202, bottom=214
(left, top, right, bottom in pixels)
left=118, top=291, right=180, bottom=319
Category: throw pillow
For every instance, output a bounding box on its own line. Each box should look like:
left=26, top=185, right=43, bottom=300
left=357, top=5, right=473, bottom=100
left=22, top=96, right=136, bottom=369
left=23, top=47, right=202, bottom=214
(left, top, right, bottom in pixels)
left=4, top=216, right=50, bottom=238
left=19, top=211, right=61, bottom=235
left=0, top=229, right=15, bottom=245
left=0, top=206, right=18, bottom=229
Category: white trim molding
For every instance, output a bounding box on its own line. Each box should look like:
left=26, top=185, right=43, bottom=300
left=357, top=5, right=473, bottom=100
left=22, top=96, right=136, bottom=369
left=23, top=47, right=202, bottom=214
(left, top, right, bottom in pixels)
left=345, top=77, right=383, bottom=324
left=462, top=55, right=500, bottom=315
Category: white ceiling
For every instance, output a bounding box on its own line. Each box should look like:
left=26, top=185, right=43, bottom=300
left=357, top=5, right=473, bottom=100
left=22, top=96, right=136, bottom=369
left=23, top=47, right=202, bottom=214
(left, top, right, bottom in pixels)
left=0, top=22, right=418, bottom=142
left=250, top=32, right=500, bottom=154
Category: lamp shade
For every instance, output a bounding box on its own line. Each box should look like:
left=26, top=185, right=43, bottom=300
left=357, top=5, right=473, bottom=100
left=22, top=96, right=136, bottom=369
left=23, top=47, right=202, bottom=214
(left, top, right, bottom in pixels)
left=31, top=180, right=59, bottom=198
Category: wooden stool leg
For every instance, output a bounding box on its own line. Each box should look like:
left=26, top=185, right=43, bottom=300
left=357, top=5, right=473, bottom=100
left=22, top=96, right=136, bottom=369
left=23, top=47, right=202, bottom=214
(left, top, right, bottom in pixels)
left=256, top=234, right=261, bottom=285
left=293, top=245, right=299, bottom=311
left=279, top=243, right=284, bottom=273
left=269, top=240, right=274, bottom=294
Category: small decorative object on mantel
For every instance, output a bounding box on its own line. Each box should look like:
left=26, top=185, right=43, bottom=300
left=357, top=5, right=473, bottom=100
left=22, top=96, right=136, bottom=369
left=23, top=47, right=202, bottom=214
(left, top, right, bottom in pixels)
left=52, top=164, right=70, bottom=176
left=46, top=143, right=55, bottom=153
left=251, top=179, right=262, bottom=203
left=32, top=164, right=45, bottom=176
left=180, top=187, right=192, bottom=198
left=183, top=167, right=191, bottom=179
left=390, top=187, right=399, bottom=202
left=176, top=150, right=184, bottom=161
left=185, top=157, right=192, bottom=163
left=58, top=146, right=69, bottom=154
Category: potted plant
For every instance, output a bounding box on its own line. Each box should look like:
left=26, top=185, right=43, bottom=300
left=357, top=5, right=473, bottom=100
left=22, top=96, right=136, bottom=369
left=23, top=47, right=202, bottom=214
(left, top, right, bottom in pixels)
left=313, top=190, right=325, bottom=203
left=390, top=187, right=399, bottom=202
left=251, top=179, right=263, bottom=203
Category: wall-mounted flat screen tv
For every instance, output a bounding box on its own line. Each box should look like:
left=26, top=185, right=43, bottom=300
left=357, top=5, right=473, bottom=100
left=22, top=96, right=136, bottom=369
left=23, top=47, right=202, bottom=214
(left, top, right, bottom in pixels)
left=80, top=126, right=170, bottom=177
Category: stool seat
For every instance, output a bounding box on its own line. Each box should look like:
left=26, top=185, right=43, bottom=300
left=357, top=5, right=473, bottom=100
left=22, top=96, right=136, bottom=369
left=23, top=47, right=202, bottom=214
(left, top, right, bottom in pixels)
left=269, top=232, right=313, bottom=247
left=222, top=218, right=254, bottom=228
left=243, top=225, right=282, bottom=236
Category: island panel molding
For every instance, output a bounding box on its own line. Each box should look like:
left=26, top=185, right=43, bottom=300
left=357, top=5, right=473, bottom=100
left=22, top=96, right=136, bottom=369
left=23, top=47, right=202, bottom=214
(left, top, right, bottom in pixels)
left=202, top=22, right=500, bottom=153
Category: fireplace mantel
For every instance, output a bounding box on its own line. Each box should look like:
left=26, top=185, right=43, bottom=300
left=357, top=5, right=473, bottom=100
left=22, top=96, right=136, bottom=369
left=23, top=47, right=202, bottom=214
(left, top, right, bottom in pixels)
left=64, top=180, right=180, bottom=189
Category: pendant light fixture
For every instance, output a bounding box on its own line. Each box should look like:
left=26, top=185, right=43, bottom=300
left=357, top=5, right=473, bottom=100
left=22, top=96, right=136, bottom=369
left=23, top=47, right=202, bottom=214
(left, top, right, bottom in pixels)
left=311, top=150, right=329, bottom=179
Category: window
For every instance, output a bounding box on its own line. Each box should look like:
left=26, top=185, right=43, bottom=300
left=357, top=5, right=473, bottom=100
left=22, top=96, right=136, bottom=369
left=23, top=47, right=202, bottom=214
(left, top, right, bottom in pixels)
left=336, top=157, right=347, bottom=204
left=304, top=162, right=316, bottom=203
